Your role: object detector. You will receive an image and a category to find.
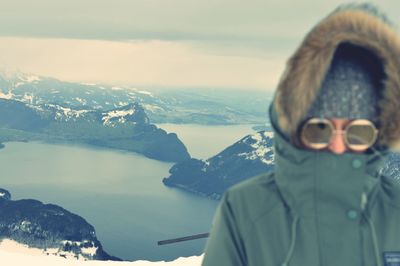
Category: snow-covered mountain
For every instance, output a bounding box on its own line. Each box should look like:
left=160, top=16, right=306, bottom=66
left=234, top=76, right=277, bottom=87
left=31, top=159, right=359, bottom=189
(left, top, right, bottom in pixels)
left=0, top=188, right=118, bottom=261
left=0, top=70, right=270, bottom=125
left=0, top=70, right=157, bottom=110
left=163, top=131, right=274, bottom=199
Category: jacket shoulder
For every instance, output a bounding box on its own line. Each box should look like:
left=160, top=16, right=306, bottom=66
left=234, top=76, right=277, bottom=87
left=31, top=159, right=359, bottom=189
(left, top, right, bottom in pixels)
left=202, top=172, right=283, bottom=265
left=223, top=171, right=283, bottom=225
left=229, top=171, right=275, bottom=191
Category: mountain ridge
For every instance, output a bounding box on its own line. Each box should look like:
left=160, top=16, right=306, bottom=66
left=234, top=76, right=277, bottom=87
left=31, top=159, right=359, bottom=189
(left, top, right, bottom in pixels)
left=0, top=98, right=189, bottom=163
left=0, top=70, right=270, bottom=125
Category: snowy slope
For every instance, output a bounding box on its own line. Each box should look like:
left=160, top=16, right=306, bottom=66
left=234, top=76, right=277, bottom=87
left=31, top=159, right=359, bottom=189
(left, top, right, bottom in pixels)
left=0, top=239, right=203, bottom=266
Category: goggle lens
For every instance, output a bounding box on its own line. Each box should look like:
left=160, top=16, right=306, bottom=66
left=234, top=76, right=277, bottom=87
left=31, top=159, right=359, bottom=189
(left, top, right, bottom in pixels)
left=346, top=123, right=377, bottom=150
left=301, top=120, right=333, bottom=149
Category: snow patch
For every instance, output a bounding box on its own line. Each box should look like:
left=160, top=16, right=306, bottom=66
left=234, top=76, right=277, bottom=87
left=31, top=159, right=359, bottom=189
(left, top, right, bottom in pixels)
left=0, top=91, right=13, bottom=99
left=23, top=94, right=34, bottom=104
left=0, top=239, right=204, bottom=265
left=14, top=82, right=25, bottom=87
left=263, top=131, right=273, bottom=139
left=22, top=75, right=41, bottom=83
left=102, top=109, right=136, bottom=125
left=47, top=104, right=89, bottom=120
left=237, top=131, right=274, bottom=164
left=81, top=82, right=97, bottom=86
left=29, top=104, right=45, bottom=112
left=143, top=104, right=164, bottom=113
left=80, top=246, right=98, bottom=257
left=118, top=102, right=129, bottom=106
left=20, top=220, right=32, bottom=232
left=201, top=160, right=210, bottom=172
left=137, top=90, right=153, bottom=97
left=0, top=239, right=80, bottom=261
left=62, top=240, right=98, bottom=258
left=61, top=240, right=82, bottom=246
left=75, top=98, right=87, bottom=105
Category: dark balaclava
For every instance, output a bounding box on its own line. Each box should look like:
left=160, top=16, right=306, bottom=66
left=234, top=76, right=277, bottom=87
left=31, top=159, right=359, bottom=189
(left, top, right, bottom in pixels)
left=305, top=42, right=384, bottom=123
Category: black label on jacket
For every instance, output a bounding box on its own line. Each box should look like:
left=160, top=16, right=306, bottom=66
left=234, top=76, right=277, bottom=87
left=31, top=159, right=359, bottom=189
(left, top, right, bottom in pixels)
left=384, top=252, right=400, bottom=266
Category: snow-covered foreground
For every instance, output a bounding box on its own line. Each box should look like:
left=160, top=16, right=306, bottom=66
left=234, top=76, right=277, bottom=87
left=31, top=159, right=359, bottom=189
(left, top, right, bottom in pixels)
left=0, top=240, right=203, bottom=266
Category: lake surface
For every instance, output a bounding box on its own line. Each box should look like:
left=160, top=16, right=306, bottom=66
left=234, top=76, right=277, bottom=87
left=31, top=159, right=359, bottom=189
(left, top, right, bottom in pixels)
left=157, top=123, right=256, bottom=159
left=0, top=124, right=256, bottom=261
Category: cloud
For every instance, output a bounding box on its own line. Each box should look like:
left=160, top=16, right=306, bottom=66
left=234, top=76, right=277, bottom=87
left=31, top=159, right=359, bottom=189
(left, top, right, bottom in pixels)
left=0, top=0, right=398, bottom=42
left=0, top=37, right=286, bottom=90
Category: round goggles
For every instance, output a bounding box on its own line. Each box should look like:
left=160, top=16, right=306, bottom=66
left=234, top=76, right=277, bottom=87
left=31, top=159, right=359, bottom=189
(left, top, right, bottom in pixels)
left=300, top=118, right=378, bottom=152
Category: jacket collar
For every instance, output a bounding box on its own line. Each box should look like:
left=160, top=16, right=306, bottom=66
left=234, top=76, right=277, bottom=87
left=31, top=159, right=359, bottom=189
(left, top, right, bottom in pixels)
left=273, top=127, right=383, bottom=217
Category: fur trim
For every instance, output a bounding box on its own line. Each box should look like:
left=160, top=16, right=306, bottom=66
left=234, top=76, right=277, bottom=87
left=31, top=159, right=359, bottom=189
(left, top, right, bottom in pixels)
left=274, top=8, right=400, bottom=150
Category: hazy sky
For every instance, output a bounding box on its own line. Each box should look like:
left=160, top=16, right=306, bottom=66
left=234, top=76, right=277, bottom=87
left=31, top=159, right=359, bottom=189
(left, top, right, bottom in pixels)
left=0, top=0, right=399, bottom=90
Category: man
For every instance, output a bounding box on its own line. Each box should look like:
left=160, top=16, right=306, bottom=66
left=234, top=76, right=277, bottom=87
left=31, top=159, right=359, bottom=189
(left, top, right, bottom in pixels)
left=202, top=3, right=400, bottom=266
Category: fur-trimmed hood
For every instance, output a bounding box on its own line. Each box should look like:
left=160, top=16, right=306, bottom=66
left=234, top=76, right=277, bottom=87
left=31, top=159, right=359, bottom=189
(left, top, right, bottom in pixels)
left=273, top=4, right=400, bottom=150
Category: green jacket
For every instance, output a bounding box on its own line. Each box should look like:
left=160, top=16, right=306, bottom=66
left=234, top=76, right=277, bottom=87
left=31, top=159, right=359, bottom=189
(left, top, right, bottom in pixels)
left=203, top=114, right=400, bottom=265
left=203, top=5, right=400, bottom=266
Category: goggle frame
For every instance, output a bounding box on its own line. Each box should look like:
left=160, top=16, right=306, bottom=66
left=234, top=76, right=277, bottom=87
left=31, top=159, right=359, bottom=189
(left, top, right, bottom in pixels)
left=300, top=118, right=379, bottom=152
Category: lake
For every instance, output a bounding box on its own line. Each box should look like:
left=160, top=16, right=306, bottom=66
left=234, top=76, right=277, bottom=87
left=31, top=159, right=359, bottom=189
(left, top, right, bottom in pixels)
left=0, top=124, right=256, bottom=261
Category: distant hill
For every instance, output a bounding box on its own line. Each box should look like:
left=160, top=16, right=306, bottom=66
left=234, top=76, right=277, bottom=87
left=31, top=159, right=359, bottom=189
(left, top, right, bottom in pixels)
left=0, top=98, right=190, bottom=163
left=163, top=131, right=274, bottom=199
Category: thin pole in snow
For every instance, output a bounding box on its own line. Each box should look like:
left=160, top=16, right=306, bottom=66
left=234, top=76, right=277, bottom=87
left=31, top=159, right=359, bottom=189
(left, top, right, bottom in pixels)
left=157, top=233, right=209, bottom=245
